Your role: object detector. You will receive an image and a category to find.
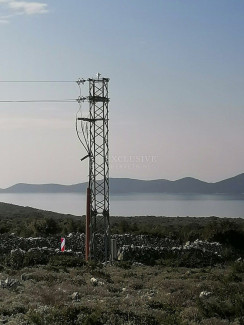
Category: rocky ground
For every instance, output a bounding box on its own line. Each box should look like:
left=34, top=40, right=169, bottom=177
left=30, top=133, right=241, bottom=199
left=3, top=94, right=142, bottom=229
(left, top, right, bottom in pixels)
left=0, top=259, right=244, bottom=325
left=0, top=232, right=243, bottom=324
left=0, top=203, right=244, bottom=324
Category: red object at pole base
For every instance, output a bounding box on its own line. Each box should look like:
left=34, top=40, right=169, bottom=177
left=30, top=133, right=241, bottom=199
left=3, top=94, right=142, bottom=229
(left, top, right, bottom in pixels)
left=61, top=238, right=65, bottom=252
left=85, top=187, right=91, bottom=261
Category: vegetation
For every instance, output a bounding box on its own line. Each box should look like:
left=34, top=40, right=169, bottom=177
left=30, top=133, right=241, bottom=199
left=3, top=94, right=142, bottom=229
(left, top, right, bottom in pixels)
left=0, top=202, right=244, bottom=324
left=0, top=202, right=85, bottom=236
left=1, top=202, right=244, bottom=254
left=1, top=262, right=244, bottom=324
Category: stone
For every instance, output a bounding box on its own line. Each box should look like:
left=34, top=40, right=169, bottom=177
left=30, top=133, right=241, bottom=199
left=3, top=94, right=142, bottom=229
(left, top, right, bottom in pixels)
left=21, top=273, right=32, bottom=281
left=0, top=278, right=20, bottom=289
left=71, top=292, right=80, bottom=301
left=0, top=280, right=6, bottom=288
left=199, top=291, right=211, bottom=298
left=90, top=277, right=98, bottom=286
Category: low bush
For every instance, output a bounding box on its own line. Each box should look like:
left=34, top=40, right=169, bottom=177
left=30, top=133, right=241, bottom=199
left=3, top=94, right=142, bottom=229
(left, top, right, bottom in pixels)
left=232, top=260, right=244, bottom=273
left=197, top=294, right=244, bottom=321
left=48, top=255, right=85, bottom=268
left=23, top=250, right=50, bottom=267
left=27, top=306, right=85, bottom=325
left=114, top=261, right=132, bottom=269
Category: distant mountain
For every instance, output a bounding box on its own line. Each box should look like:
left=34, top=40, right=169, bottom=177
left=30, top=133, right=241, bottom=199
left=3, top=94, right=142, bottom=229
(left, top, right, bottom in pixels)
left=0, top=173, right=244, bottom=194
left=211, top=173, right=244, bottom=194
left=0, top=183, right=88, bottom=193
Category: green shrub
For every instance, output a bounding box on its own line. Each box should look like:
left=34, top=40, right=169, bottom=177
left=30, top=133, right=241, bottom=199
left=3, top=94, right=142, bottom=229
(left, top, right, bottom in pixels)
left=27, top=306, right=80, bottom=325
left=91, top=268, right=112, bottom=283
left=232, top=261, right=244, bottom=273
left=0, top=304, right=27, bottom=317
left=6, top=249, right=25, bottom=269
left=114, top=261, right=132, bottom=269
left=197, top=293, right=244, bottom=320
left=23, top=250, right=49, bottom=267
left=86, top=260, right=103, bottom=270
left=211, top=229, right=244, bottom=251
left=82, top=311, right=103, bottom=325
left=148, top=300, right=164, bottom=310
left=49, top=254, right=85, bottom=268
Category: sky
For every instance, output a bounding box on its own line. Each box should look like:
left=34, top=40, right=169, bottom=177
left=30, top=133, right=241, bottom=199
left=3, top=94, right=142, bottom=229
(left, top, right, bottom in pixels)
left=0, top=0, right=244, bottom=187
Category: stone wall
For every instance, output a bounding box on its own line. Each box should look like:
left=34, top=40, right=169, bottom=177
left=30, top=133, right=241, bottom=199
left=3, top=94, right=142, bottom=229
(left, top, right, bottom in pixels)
left=0, top=233, right=223, bottom=267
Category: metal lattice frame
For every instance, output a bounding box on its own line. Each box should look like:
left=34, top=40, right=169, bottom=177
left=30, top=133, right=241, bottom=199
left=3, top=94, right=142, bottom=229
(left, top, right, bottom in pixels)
left=88, top=77, right=110, bottom=261
left=76, top=76, right=110, bottom=262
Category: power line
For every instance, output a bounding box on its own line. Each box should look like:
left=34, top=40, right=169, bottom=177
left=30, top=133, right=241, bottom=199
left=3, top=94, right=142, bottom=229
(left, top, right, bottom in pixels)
left=0, top=80, right=76, bottom=83
left=0, top=99, right=77, bottom=103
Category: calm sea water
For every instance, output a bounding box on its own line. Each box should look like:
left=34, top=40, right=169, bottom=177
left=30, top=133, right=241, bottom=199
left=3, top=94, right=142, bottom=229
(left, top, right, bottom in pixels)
left=0, top=193, right=244, bottom=218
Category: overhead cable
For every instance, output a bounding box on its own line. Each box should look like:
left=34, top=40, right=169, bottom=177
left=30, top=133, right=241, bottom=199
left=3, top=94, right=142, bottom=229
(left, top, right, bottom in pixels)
left=0, top=80, right=76, bottom=83
left=0, top=79, right=88, bottom=84
left=0, top=99, right=77, bottom=103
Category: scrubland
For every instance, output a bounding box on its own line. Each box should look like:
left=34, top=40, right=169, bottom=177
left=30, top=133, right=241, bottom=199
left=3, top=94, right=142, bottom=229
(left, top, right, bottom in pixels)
left=0, top=202, right=244, bottom=324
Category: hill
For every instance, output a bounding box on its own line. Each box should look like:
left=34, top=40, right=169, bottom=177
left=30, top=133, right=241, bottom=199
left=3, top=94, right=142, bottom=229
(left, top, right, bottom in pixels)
left=0, top=173, right=244, bottom=194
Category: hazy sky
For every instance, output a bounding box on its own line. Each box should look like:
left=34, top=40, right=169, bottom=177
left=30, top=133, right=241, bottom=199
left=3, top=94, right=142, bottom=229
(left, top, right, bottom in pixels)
left=0, top=0, right=244, bottom=187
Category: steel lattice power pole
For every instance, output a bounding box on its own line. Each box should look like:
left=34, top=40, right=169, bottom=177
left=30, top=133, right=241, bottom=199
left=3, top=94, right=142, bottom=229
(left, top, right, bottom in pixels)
left=88, top=76, right=110, bottom=262
left=76, top=75, right=110, bottom=262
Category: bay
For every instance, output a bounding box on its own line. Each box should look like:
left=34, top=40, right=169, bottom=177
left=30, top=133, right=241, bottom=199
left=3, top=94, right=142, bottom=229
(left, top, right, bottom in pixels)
left=0, top=193, right=244, bottom=217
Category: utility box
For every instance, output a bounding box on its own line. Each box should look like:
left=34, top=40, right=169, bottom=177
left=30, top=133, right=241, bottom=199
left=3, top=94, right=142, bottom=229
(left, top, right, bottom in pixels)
left=111, top=239, right=117, bottom=261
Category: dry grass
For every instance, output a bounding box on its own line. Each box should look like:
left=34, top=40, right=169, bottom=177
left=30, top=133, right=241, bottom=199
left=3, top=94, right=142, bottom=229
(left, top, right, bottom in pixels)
left=1, top=263, right=243, bottom=324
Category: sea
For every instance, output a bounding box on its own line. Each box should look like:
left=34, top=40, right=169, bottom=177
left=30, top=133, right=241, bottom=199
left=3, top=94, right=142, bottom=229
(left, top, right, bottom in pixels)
left=0, top=193, right=244, bottom=218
